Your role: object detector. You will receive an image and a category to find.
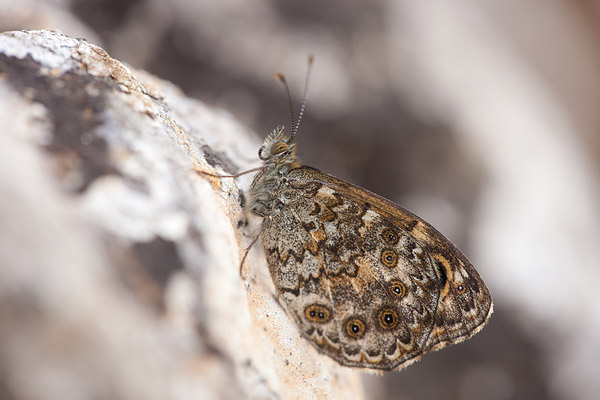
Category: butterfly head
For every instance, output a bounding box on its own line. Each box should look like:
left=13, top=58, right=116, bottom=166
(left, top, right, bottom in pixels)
left=258, top=125, right=298, bottom=166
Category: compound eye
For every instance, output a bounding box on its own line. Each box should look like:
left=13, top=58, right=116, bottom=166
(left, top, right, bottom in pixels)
left=258, top=145, right=268, bottom=160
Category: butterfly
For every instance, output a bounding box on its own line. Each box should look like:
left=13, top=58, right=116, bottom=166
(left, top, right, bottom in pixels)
left=211, top=55, right=492, bottom=370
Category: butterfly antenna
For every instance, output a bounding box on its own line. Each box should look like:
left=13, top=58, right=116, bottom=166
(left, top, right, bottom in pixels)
left=292, top=53, right=314, bottom=142
left=275, top=72, right=296, bottom=139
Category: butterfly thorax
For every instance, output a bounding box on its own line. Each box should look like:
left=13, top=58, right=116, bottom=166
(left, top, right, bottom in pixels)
left=248, top=126, right=301, bottom=217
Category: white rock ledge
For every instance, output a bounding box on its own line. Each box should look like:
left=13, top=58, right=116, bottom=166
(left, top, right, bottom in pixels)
left=0, top=30, right=363, bottom=400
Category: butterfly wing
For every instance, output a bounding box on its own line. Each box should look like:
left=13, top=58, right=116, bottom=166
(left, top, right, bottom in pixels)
left=261, top=166, right=493, bottom=370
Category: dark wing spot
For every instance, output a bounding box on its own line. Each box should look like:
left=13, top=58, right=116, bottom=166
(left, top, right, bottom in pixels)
left=434, top=259, right=448, bottom=287
left=377, top=308, right=399, bottom=330
left=388, top=280, right=406, bottom=298
left=319, top=208, right=337, bottom=222
left=345, top=318, right=367, bottom=339
left=305, top=304, right=333, bottom=323
left=302, top=221, right=317, bottom=231
left=380, top=249, right=398, bottom=268
left=309, top=202, right=321, bottom=216
left=367, top=349, right=381, bottom=357
left=381, top=227, right=400, bottom=244
left=386, top=343, right=398, bottom=355
left=343, top=346, right=361, bottom=356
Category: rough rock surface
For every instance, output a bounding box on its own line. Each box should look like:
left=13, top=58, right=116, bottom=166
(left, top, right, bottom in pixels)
left=0, top=30, right=364, bottom=400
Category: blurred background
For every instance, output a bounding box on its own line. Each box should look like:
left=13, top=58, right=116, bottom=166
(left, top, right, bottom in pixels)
left=2, top=1, right=600, bottom=399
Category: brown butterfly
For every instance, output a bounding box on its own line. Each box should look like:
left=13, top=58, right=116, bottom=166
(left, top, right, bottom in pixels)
left=212, top=55, right=492, bottom=370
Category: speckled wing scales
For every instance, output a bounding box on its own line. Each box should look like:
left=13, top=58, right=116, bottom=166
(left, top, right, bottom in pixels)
left=261, top=166, right=493, bottom=370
